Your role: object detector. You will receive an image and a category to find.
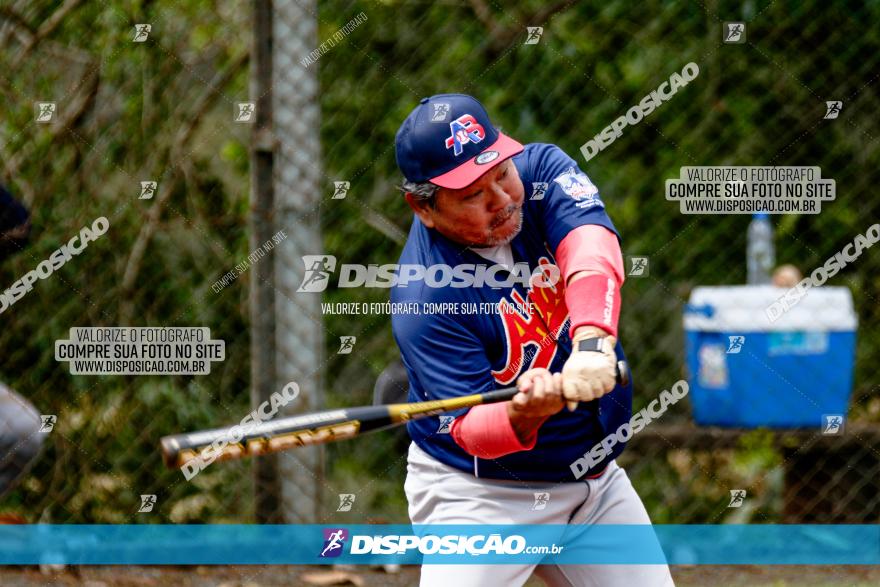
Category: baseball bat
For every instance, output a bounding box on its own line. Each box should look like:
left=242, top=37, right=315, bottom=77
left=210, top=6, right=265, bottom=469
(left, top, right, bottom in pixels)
left=160, top=361, right=629, bottom=470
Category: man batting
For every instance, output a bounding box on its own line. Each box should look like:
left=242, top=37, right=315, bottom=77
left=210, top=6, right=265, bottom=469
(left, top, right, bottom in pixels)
left=391, top=94, right=673, bottom=586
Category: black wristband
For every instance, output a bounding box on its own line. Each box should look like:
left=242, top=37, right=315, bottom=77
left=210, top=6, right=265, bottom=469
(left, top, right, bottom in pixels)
left=576, top=337, right=606, bottom=353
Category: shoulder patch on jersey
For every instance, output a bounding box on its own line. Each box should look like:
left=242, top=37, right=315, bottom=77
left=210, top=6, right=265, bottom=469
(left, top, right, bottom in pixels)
left=553, top=167, right=603, bottom=209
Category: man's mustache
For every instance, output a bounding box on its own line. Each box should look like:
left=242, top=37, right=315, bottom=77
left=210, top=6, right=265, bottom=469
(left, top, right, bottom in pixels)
left=490, top=205, right=521, bottom=229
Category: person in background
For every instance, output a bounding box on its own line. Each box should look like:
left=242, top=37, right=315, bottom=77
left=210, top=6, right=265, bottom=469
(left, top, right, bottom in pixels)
left=0, top=184, right=46, bottom=520
left=772, top=264, right=803, bottom=288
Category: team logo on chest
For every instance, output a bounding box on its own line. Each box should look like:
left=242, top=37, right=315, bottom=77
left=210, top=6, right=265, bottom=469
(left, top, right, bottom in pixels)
left=445, top=114, right=486, bottom=156
left=492, top=257, right=568, bottom=385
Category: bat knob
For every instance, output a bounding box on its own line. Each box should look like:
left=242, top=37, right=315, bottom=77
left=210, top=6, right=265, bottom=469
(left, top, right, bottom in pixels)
left=160, top=436, right=181, bottom=469
left=616, top=360, right=630, bottom=387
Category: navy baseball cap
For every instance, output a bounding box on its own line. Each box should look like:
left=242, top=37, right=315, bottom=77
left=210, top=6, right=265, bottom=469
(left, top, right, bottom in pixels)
left=395, top=94, right=524, bottom=190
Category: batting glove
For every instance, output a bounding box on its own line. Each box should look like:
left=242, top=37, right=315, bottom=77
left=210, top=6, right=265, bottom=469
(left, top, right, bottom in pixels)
left=562, top=333, right=617, bottom=410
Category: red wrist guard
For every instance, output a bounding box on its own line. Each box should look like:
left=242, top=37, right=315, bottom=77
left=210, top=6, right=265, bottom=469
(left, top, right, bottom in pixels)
left=565, top=273, right=621, bottom=338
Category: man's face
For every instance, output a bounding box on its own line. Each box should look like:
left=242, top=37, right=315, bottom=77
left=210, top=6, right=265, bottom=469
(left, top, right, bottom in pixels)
left=408, top=158, right=525, bottom=247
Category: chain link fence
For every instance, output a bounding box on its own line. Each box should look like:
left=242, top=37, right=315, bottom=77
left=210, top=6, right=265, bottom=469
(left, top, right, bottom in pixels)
left=0, top=0, right=877, bottom=529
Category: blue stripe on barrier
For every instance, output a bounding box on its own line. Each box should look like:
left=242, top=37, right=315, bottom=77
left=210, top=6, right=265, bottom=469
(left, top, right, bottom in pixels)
left=0, top=525, right=876, bottom=565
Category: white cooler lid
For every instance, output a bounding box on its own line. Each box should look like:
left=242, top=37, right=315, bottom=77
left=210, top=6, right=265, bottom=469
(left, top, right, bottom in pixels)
left=684, top=285, right=857, bottom=332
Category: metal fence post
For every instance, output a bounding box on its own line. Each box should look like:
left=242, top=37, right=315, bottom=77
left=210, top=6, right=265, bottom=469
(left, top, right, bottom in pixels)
left=268, top=0, right=324, bottom=523
left=250, top=0, right=281, bottom=523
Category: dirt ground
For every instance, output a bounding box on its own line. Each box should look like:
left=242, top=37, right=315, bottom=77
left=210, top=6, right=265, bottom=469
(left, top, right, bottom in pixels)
left=1, top=565, right=879, bottom=586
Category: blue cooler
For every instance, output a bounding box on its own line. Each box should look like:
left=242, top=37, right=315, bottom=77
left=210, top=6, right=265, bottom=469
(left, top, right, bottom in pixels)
left=683, top=285, right=857, bottom=428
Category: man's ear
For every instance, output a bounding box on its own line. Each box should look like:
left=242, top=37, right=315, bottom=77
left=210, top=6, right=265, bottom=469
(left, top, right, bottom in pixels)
left=404, top=192, right=436, bottom=229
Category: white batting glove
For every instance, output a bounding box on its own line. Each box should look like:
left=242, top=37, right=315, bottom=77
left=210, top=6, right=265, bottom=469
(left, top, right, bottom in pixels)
left=562, top=334, right=617, bottom=410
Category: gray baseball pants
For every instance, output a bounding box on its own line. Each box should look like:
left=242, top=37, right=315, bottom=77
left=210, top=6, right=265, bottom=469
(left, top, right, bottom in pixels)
left=404, top=442, right=674, bottom=587
left=0, top=383, right=44, bottom=500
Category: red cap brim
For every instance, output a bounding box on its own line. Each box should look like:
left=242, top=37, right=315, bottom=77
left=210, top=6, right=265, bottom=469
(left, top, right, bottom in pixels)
left=429, top=133, right=524, bottom=190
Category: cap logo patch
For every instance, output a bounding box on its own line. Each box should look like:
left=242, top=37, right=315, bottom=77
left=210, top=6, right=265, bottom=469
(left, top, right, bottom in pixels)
left=445, top=114, right=485, bottom=156
left=475, top=150, right=499, bottom=164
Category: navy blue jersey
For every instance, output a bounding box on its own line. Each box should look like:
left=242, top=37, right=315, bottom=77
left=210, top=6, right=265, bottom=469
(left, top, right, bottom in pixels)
left=391, top=143, right=633, bottom=482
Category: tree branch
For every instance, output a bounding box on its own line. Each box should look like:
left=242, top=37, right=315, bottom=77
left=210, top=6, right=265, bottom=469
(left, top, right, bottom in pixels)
left=119, top=50, right=250, bottom=323
left=9, top=0, right=84, bottom=68
left=467, top=0, right=504, bottom=40
left=467, top=0, right=575, bottom=56
left=5, top=64, right=99, bottom=181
